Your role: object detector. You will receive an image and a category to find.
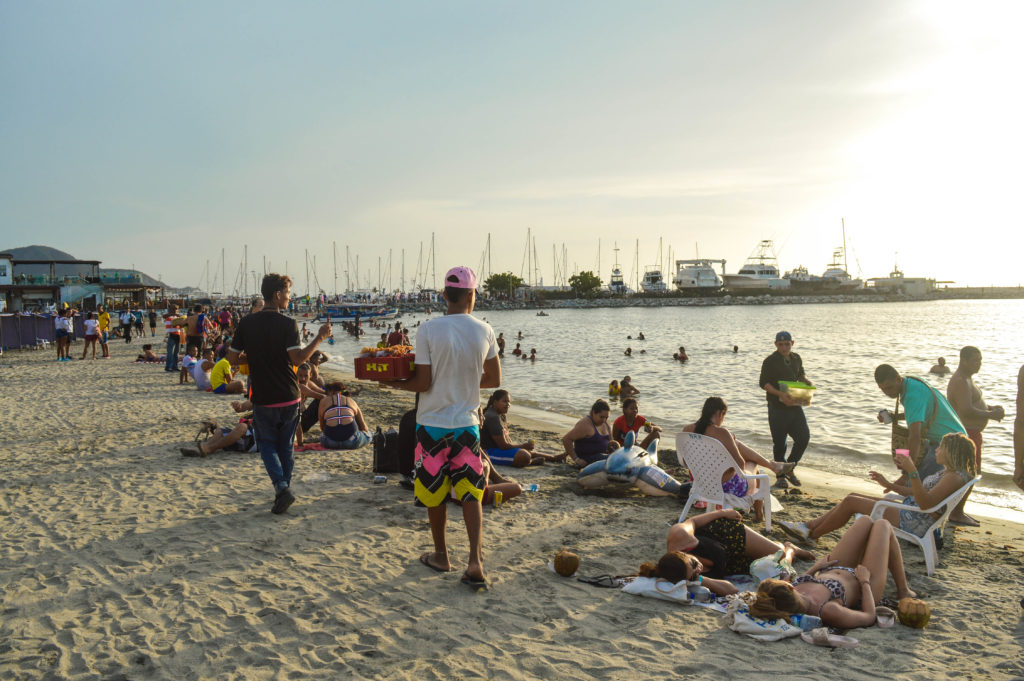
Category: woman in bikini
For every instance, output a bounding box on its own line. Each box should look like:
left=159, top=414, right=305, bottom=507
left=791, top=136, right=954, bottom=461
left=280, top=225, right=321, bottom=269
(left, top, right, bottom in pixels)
left=682, top=397, right=795, bottom=518
left=561, top=399, right=618, bottom=467
left=318, top=381, right=372, bottom=450
left=749, top=516, right=917, bottom=629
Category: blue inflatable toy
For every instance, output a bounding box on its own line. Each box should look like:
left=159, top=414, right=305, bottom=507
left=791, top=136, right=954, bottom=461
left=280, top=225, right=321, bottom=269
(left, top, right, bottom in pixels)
left=577, top=430, right=690, bottom=498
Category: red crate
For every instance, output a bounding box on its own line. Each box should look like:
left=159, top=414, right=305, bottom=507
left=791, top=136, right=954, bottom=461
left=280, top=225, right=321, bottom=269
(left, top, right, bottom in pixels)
left=353, top=353, right=415, bottom=380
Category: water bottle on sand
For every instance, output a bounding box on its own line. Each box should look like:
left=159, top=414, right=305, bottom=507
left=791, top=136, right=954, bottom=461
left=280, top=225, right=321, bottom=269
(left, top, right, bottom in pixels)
left=522, top=484, right=539, bottom=493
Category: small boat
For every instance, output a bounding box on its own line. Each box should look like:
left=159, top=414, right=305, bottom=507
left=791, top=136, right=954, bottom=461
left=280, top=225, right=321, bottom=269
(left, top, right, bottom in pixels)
left=316, top=303, right=397, bottom=323
left=722, top=240, right=790, bottom=291
left=608, top=244, right=632, bottom=294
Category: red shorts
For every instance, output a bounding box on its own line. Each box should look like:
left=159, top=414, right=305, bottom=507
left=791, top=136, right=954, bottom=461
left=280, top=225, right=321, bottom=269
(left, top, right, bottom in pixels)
left=965, top=428, right=983, bottom=469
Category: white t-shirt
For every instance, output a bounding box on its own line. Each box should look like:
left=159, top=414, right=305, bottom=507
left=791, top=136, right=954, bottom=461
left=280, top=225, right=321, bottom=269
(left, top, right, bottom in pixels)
left=84, top=319, right=99, bottom=336
left=415, top=313, right=498, bottom=429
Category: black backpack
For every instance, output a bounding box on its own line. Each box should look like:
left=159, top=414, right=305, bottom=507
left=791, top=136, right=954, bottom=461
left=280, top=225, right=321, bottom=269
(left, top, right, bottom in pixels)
left=396, top=407, right=418, bottom=477
left=372, top=426, right=400, bottom=473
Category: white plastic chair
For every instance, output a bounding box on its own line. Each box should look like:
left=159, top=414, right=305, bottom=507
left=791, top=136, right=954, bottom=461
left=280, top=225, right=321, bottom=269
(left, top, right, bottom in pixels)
left=675, top=432, right=773, bottom=530
left=869, top=475, right=980, bottom=576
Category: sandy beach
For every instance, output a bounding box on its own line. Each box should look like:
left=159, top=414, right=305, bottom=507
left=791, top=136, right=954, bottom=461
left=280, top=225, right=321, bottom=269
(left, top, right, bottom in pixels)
left=2, top=347, right=1023, bottom=681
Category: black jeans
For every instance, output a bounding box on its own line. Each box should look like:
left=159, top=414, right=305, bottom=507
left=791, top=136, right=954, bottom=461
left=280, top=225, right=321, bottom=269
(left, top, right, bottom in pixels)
left=767, top=405, right=810, bottom=465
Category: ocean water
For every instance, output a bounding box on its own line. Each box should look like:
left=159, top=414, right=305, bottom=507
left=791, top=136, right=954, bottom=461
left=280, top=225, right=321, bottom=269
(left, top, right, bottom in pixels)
left=327, top=299, right=1024, bottom=513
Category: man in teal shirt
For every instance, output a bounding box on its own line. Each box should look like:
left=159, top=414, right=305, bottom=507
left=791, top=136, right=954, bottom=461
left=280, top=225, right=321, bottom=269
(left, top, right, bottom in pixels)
left=875, top=364, right=966, bottom=480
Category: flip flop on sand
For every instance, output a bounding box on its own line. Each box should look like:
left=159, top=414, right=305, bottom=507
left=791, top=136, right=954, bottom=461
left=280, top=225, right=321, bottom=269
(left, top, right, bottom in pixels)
left=875, top=606, right=896, bottom=629
left=460, top=572, right=488, bottom=590
left=801, top=628, right=858, bottom=648
left=419, top=553, right=453, bottom=573
left=180, top=447, right=206, bottom=458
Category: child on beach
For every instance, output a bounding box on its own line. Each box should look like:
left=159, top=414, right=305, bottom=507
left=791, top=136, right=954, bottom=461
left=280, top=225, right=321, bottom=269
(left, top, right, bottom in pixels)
left=180, top=346, right=198, bottom=384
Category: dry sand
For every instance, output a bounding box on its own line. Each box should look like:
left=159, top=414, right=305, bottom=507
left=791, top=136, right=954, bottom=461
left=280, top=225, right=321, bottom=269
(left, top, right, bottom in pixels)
left=2, top=347, right=1023, bottom=680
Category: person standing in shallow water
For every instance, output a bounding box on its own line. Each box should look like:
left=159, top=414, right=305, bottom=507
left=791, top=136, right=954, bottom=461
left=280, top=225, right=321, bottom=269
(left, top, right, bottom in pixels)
left=227, top=274, right=331, bottom=515
left=759, top=331, right=811, bottom=489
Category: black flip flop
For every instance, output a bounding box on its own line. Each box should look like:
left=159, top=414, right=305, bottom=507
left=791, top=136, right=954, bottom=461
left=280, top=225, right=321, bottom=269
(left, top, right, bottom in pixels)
left=419, top=553, right=453, bottom=573
left=461, top=572, right=488, bottom=589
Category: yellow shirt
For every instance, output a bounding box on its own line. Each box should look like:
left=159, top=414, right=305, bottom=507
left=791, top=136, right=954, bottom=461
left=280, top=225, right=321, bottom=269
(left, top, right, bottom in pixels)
left=210, top=358, right=233, bottom=389
left=98, top=312, right=110, bottom=331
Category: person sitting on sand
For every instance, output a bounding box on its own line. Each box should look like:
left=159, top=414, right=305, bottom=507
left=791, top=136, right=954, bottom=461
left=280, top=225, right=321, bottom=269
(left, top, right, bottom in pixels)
left=480, top=390, right=564, bottom=467
left=317, top=381, right=372, bottom=450
left=749, top=517, right=917, bottom=629
left=295, top=363, right=328, bottom=446
left=639, top=508, right=815, bottom=595
left=930, top=357, right=951, bottom=375
left=608, top=380, right=621, bottom=396
left=619, top=375, right=639, bottom=397
left=561, top=399, right=618, bottom=467
left=779, top=432, right=976, bottom=543
left=210, top=354, right=244, bottom=394
left=192, top=349, right=215, bottom=391
left=180, top=417, right=258, bottom=457
left=180, top=345, right=198, bottom=384
left=683, top=397, right=796, bottom=519
left=308, top=351, right=329, bottom=388
left=612, top=398, right=662, bottom=450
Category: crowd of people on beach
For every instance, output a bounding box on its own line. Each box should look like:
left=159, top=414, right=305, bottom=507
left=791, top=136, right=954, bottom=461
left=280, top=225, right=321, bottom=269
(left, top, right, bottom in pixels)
left=30, top=266, right=1024, bottom=632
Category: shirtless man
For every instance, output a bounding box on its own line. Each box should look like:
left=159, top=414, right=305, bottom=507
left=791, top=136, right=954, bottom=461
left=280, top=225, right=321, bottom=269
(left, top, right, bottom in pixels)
left=930, top=357, right=951, bottom=375
left=946, top=345, right=1004, bottom=525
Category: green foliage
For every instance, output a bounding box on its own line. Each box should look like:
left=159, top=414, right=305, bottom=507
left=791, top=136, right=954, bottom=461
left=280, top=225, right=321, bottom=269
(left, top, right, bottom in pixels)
left=483, top=272, right=524, bottom=295
left=569, top=270, right=603, bottom=296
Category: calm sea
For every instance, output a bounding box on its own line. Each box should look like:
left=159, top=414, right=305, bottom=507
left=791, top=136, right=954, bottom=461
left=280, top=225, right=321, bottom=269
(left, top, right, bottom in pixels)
left=324, top=299, right=1024, bottom=512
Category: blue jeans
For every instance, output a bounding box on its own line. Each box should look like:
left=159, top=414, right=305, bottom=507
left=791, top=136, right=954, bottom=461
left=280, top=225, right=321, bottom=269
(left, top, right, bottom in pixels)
left=767, top=405, right=810, bottom=465
left=165, top=335, right=180, bottom=371
left=253, top=404, right=300, bottom=492
left=917, top=441, right=941, bottom=479
left=320, top=430, right=372, bottom=450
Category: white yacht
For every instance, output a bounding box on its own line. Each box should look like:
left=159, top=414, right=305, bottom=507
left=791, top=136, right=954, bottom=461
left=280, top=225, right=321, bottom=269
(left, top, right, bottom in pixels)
left=722, top=240, right=790, bottom=291
left=640, top=266, right=668, bottom=293
left=608, top=244, right=631, bottom=294
left=673, top=259, right=724, bottom=290
left=821, top=248, right=863, bottom=289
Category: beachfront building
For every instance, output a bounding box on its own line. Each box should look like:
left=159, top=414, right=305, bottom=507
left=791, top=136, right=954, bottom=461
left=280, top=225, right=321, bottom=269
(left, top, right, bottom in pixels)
left=867, top=267, right=937, bottom=297
left=0, top=254, right=164, bottom=312
left=0, top=253, right=102, bottom=312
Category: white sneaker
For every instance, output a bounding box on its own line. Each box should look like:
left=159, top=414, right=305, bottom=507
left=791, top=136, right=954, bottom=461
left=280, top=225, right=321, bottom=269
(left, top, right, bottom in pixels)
left=780, top=520, right=811, bottom=541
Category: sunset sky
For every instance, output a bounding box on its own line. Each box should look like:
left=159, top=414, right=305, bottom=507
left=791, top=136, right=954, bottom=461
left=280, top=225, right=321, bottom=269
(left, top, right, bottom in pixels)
left=2, top=1, right=1021, bottom=290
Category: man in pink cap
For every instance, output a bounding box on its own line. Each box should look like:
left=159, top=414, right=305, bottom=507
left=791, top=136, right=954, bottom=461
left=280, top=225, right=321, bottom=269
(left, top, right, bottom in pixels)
left=383, top=266, right=501, bottom=587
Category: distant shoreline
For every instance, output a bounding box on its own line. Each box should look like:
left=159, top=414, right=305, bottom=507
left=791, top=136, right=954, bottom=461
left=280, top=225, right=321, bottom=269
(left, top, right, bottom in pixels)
left=406, top=286, right=1024, bottom=313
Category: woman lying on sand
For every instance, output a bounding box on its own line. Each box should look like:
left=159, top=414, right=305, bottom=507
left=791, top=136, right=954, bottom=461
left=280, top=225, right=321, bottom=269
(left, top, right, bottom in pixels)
left=779, top=432, right=977, bottom=542
left=749, top=517, right=917, bottom=629
left=682, top=397, right=795, bottom=518
left=638, top=508, right=814, bottom=596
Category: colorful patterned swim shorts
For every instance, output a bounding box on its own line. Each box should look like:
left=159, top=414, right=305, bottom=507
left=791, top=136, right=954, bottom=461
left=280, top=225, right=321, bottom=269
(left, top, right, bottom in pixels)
left=414, top=425, right=486, bottom=507
left=722, top=472, right=749, bottom=498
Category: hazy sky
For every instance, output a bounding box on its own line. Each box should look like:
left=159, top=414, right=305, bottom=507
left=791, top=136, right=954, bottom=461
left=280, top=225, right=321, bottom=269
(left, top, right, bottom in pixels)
left=2, top=0, right=1021, bottom=290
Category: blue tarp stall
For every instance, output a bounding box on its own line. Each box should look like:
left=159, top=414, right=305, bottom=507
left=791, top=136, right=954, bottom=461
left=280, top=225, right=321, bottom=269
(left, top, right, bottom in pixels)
left=0, top=313, right=57, bottom=350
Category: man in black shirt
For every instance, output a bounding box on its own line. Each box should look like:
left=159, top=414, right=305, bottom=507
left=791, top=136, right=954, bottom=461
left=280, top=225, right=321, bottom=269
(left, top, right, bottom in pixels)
left=758, top=331, right=811, bottom=489
left=228, top=274, right=331, bottom=514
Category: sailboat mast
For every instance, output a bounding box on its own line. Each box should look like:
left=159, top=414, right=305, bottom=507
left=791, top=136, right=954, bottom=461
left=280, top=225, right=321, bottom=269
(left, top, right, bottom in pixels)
left=842, top=218, right=848, bottom=272
left=333, top=241, right=337, bottom=297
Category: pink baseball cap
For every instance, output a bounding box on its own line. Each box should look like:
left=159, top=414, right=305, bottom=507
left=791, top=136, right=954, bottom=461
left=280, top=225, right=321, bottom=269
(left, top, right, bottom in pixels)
left=444, top=266, right=478, bottom=289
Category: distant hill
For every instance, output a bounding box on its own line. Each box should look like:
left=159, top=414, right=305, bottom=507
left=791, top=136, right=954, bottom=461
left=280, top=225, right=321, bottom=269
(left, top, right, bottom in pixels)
left=2, top=245, right=78, bottom=261
left=2, top=244, right=170, bottom=288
